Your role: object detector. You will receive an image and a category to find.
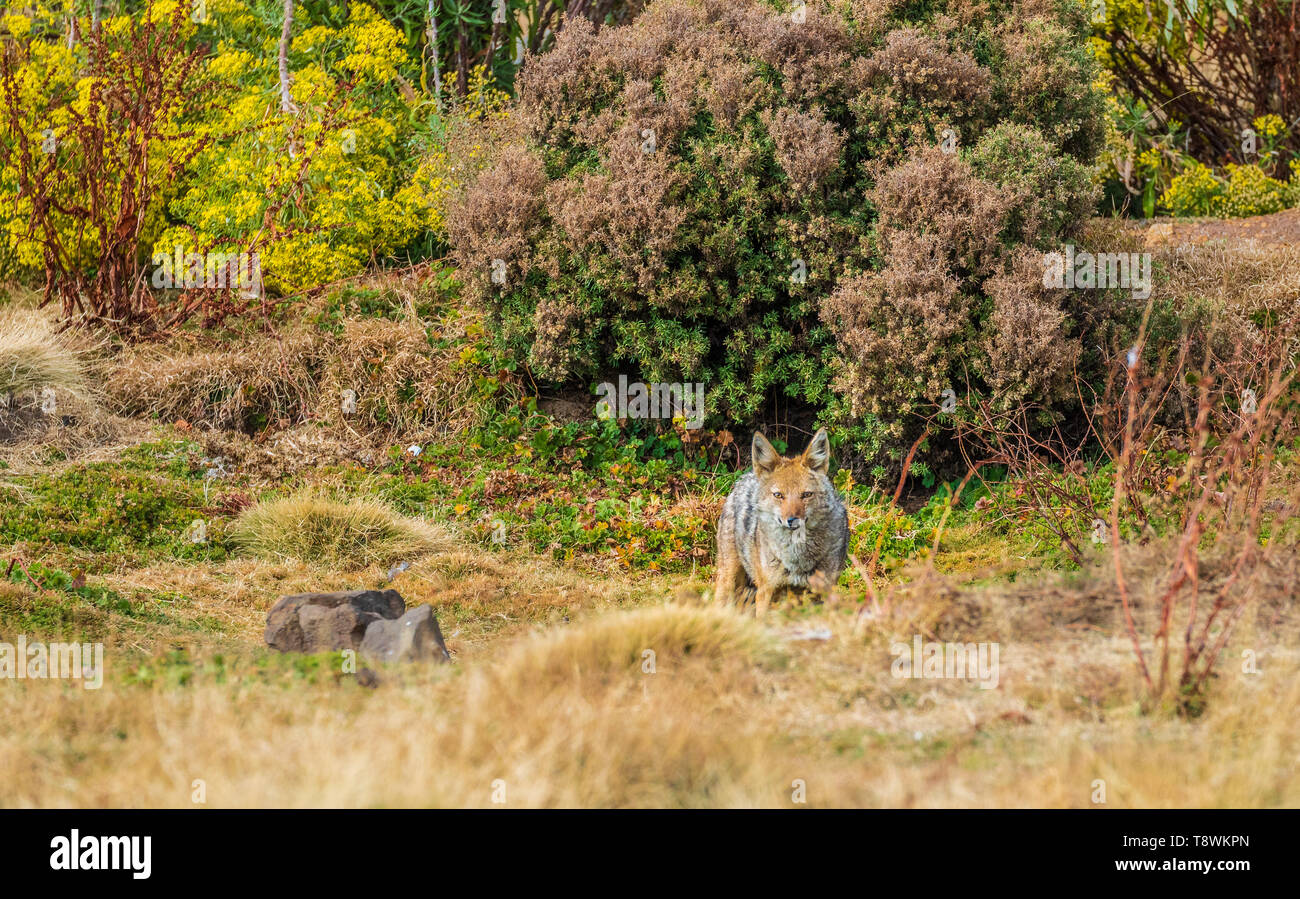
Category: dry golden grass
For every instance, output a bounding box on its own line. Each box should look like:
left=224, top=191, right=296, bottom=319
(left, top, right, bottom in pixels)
left=317, top=316, right=481, bottom=441
left=2, top=593, right=1297, bottom=809
left=107, top=329, right=327, bottom=431
left=1084, top=216, right=1300, bottom=322
left=1153, top=241, right=1300, bottom=314
left=0, top=401, right=144, bottom=471
left=229, top=490, right=453, bottom=568
left=0, top=305, right=89, bottom=403
left=106, top=313, right=483, bottom=445
left=0, top=304, right=140, bottom=466
left=484, top=602, right=781, bottom=690
left=79, top=542, right=672, bottom=655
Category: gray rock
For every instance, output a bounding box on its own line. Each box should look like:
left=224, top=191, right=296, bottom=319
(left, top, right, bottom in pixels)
left=359, top=604, right=451, bottom=664
left=265, top=589, right=406, bottom=652
left=298, top=603, right=382, bottom=652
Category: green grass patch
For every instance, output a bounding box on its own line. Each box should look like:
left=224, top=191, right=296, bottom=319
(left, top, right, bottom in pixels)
left=0, top=455, right=230, bottom=564
left=1, top=563, right=223, bottom=639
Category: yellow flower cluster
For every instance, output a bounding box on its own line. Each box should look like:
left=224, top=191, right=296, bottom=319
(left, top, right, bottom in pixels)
left=1, top=13, right=32, bottom=38
left=339, top=3, right=406, bottom=81
left=1253, top=114, right=1286, bottom=140
left=1217, top=163, right=1293, bottom=218
left=158, top=1, right=432, bottom=294
left=1159, top=162, right=1222, bottom=217
left=1136, top=148, right=1162, bottom=170
left=1161, top=160, right=1298, bottom=218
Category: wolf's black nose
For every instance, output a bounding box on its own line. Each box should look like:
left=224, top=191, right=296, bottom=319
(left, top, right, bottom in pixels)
left=785, top=517, right=801, bottom=528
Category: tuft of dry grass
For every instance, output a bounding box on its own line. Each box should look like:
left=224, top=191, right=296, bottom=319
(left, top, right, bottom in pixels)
left=229, top=490, right=453, bottom=568
left=0, top=304, right=135, bottom=463
left=485, top=603, right=782, bottom=692
left=317, top=316, right=481, bottom=442
left=0, top=306, right=89, bottom=403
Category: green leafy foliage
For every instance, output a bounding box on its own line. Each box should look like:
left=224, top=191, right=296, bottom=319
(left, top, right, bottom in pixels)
left=0, top=442, right=230, bottom=563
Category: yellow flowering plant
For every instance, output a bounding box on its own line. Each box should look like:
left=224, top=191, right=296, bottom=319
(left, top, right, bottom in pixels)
left=1161, top=160, right=1298, bottom=219
left=1158, top=116, right=1300, bottom=218
left=0, top=1, right=216, bottom=327
left=2, top=0, right=515, bottom=321
left=0, top=6, right=81, bottom=278
left=158, top=0, right=432, bottom=296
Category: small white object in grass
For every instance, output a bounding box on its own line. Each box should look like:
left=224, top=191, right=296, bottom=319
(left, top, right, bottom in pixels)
left=186, top=520, right=207, bottom=544
left=406, top=444, right=422, bottom=457
left=341, top=389, right=357, bottom=414
left=201, top=456, right=229, bottom=480
left=386, top=561, right=410, bottom=581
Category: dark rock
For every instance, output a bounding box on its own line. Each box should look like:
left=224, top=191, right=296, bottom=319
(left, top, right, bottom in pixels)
left=298, top=603, right=382, bottom=652
left=359, top=604, right=451, bottom=664
left=265, top=589, right=406, bottom=652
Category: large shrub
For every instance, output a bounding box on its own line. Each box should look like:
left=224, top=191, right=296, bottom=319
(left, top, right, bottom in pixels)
left=448, top=0, right=1105, bottom=476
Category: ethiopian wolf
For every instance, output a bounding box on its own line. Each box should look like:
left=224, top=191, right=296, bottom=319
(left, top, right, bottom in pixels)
left=714, top=429, right=848, bottom=617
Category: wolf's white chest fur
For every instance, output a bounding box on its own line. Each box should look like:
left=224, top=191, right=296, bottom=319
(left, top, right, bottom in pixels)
left=758, top=519, right=815, bottom=586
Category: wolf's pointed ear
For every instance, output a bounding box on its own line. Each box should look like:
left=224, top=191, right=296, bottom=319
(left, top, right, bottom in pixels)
left=751, top=431, right=779, bottom=475
left=803, top=428, right=831, bottom=475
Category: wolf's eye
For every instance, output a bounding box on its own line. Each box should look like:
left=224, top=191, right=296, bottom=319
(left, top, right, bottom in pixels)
left=772, top=491, right=783, bottom=500
left=800, top=491, right=813, bottom=499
